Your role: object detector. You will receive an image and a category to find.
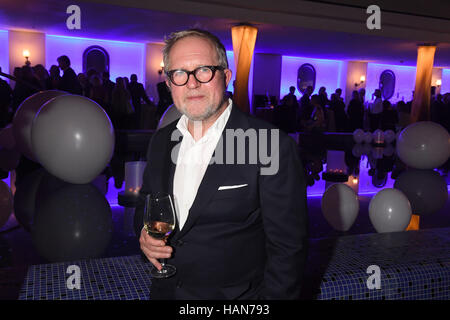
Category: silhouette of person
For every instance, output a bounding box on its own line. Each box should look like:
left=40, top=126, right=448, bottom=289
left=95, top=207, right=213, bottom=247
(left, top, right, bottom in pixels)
left=368, top=89, right=382, bottom=131
left=156, top=81, right=173, bottom=120
left=347, top=90, right=364, bottom=131
left=281, top=86, right=299, bottom=108
left=380, top=100, right=398, bottom=131
left=329, top=93, right=348, bottom=132
left=129, top=74, right=152, bottom=129
left=57, top=55, right=82, bottom=94
left=46, top=65, right=61, bottom=90
left=0, top=75, right=13, bottom=128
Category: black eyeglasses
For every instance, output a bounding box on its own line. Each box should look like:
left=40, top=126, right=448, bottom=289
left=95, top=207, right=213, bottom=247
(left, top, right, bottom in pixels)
left=165, top=65, right=225, bottom=86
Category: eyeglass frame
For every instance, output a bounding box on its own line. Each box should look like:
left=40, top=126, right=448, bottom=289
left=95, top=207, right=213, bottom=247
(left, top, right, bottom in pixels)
left=165, top=65, right=225, bottom=86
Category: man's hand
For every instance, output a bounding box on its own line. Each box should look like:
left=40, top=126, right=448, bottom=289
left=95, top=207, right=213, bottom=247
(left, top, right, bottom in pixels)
left=139, top=228, right=173, bottom=270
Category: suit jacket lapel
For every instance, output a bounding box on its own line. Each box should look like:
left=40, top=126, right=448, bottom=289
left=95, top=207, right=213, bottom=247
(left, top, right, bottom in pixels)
left=173, top=104, right=249, bottom=239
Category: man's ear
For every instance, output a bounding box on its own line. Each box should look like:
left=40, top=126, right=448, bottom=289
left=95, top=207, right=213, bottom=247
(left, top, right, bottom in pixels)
left=165, top=79, right=171, bottom=91
left=224, top=69, right=232, bottom=88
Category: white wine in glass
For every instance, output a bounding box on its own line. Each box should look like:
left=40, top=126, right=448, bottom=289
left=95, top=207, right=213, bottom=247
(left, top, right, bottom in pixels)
left=143, top=193, right=177, bottom=278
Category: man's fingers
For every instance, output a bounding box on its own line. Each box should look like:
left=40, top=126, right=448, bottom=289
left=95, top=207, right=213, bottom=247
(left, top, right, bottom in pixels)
left=141, top=246, right=164, bottom=270
left=140, top=238, right=172, bottom=258
left=140, top=228, right=166, bottom=247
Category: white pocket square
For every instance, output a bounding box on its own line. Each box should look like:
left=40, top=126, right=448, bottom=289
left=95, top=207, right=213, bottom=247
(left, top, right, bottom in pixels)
left=218, top=184, right=248, bottom=191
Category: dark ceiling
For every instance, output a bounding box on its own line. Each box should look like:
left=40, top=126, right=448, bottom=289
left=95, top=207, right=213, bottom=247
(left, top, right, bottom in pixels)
left=1, top=0, right=449, bottom=67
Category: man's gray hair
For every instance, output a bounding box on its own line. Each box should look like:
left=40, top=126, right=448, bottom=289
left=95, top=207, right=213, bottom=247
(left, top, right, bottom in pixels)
left=162, top=29, right=229, bottom=72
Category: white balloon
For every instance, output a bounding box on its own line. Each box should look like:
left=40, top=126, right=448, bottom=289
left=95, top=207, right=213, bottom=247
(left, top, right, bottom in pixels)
left=363, top=131, right=373, bottom=143
left=369, top=188, right=412, bottom=233
left=384, top=130, right=396, bottom=144
left=31, top=95, right=115, bottom=184
left=396, top=121, right=450, bottom=169
left=157, top=104, right=182, bottom=130
left=321, top=183, right=359, bottom=231
left=353, top=129, right=365, bottom=144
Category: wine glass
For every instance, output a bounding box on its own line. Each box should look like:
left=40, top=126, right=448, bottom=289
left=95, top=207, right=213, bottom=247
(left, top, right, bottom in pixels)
left=143, top=193, right=177, bottom=278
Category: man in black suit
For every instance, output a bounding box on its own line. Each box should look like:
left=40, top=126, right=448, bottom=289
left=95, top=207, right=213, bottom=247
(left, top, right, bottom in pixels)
left=129, top=74, right=152, bottom=129
left=57, top=55, right=82, bottom=95
left=136, top=29, right=308, bottom=300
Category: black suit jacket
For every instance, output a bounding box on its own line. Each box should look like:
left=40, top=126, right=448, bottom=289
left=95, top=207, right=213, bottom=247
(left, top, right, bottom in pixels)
left=58, top=67, right=82, bottom=95
left=135, top=104, right=308, bottom=300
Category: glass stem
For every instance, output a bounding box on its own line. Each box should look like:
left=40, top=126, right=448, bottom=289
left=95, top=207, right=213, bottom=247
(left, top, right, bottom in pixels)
left=158, top=258, right=167, bottom=274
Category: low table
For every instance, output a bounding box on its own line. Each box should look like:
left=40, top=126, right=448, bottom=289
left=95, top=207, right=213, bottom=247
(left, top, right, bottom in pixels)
left=19, top=227, right=450, bottom=300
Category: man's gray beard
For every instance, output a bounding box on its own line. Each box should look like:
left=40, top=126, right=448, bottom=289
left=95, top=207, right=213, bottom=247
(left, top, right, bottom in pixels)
left=181, top=95, right=228, bottom=122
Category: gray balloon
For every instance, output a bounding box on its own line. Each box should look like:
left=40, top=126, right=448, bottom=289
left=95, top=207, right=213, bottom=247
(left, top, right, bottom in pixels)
left=157, top=104, right=182, bottom=130
left=31, top=95, right=115, bottom=184
left=12, top=90, right=68, bottom=160
left=394, top=169, right=448, bottom=216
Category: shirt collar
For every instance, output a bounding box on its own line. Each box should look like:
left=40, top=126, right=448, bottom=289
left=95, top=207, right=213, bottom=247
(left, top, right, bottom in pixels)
left=176, top=99, right=233, bottom=143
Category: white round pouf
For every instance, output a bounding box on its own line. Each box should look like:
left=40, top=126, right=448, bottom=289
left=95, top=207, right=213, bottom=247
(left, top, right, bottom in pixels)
left=321, top=183, right=359, bottom=231
left=369, top=188, right=412, bottom=233
left=31, top=95, right=115, bottom=184
left=396, top=121, right=450, bottom=169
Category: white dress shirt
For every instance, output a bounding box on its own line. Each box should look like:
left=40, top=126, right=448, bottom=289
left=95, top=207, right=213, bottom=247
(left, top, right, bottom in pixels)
left=173, top=99, right=232, bottom=230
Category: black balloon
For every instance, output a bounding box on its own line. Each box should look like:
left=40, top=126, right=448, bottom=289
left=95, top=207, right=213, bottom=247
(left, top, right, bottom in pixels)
left=394, top=169, right=448, bottom=216
left=13, top=168, right=46, bottom=231
left=32, top=182, right=113, bottom=262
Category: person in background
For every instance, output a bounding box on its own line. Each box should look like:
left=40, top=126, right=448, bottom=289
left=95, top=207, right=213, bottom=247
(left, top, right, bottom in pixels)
left=396, top=100, right=410, bottom=130
left=380, top=100, right=398, bottom=131
left=335, top=88, right=343, bottom=101
left=77, top=73, right=90, bottom=97
left=156, top=80, right=174, bottom=121
left=431, top=94, right=448, bottom=130
left=329, top=92, right=348, bottom=132
left=129, top=74, right=152, bottom=129
left=111, top=77, right=133, bottom=129
left=12, top=66, right=41, bottom=114
left=298, top=85, right=314, bottom=131
left=304, top=94, right=326, bottom=132
left=347, top=90, right=364, bottom=131
left=368, top=89, right=383, bottom=131
left=89, top=74, right=108, bottom=109
left=0, top=73, right=13, bottom=128
left=46, top=65, right=61, bottom=90
left=33, top=64, right=49, bottom=90
left=57, top=55, right=82, bottom=95
left=318, top=86, right=329, bottom=108
left=281, top=86, right=299, bottom=109
left=102, top=71, right=115, bottom=113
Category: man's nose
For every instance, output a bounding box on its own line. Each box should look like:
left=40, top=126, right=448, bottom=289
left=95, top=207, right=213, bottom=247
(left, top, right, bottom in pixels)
left=185, top=73, right=201, bottom=89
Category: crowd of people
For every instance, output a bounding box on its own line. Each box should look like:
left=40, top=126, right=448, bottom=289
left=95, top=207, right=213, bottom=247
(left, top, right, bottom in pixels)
left=280, top=85, right=450, bottom=133
left=0, top=55, right=173, bottom=130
